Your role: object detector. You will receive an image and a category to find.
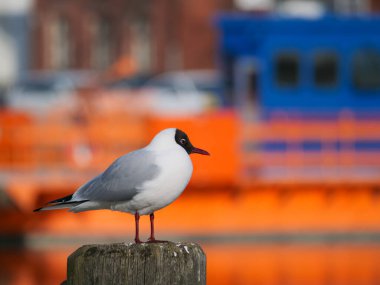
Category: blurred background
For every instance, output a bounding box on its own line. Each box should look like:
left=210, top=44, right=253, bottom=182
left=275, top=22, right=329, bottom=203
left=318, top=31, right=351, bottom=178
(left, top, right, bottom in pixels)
left=1, top=0, right=380, bottom=284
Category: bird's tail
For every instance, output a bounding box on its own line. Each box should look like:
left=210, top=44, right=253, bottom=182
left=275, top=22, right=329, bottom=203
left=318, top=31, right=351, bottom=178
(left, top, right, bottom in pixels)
left=33, top=202, right=85, bottom=212
left=33, top=194, right=89, bottom=212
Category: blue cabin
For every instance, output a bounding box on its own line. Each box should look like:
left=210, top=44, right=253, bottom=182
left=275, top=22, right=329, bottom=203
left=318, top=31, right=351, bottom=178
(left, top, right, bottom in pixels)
left=217, top=14, right=380, bottom=180
left=217, top=14, right=380, bottom=114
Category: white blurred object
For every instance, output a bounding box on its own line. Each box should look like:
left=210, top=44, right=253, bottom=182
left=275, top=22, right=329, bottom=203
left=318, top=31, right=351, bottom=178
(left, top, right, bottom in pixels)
left=277, top=0, right=326, bottom=18
left=140, top=70, right=222, bottom=116
left=235, top=0, right=274, bottom=11
left=0, top=0, right=33, bottom=15
left=0, top=29, right=17, bottom=85
left=6, top=71, right=94, bottom=116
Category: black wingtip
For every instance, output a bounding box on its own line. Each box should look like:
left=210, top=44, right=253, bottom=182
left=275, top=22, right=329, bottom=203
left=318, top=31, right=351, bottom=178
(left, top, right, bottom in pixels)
left=33, top=207, right=42, bottom=212
left=48, top=194, right=73, bottom=204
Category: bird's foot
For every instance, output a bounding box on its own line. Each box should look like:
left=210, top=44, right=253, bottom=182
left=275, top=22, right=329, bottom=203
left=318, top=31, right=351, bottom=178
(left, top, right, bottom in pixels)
left=134, top=238, right=142, bottom=244
left=147, top=237, right=168, bottom=243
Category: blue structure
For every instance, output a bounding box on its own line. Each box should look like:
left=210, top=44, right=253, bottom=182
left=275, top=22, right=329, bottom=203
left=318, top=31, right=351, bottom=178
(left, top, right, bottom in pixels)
left=217, top=14, right=380, bottom=113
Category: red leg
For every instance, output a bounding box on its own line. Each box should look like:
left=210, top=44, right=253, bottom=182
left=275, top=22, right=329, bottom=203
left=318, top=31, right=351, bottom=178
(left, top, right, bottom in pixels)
left=148, top=213, right=156, bottom=242
left=147, top=213, right=167, bottom=243
left=134, top=212, right=142, bottom=243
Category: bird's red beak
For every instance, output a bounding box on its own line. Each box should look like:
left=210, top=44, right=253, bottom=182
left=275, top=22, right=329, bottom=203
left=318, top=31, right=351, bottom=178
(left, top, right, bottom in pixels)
left=191, top=147, right=210, bottom=155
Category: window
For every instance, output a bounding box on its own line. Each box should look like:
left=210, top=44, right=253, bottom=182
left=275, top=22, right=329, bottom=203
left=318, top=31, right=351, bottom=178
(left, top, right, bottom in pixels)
left=352, top=49, right=380, bottom=91
left=91, top=17, right=114, bottom=70
left=313, top=52, right=338, bottom=88
left=49, top=16, right=72, bottom=69
left=275, top=52, right=300, bottom=87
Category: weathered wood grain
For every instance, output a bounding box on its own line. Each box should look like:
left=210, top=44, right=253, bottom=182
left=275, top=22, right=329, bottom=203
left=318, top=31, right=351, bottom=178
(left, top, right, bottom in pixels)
left=66, top=242, right=206, bottom=285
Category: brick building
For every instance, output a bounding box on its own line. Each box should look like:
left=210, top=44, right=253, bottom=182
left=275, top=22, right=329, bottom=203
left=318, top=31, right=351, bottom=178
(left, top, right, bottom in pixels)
left=31, top=0, right=233, bottom=73
left=30, top=0, right=380, bottom=74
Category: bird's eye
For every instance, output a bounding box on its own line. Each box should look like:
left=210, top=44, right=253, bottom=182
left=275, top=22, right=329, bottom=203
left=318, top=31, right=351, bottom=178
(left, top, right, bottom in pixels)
left=180, top=138, right=186, bottom=145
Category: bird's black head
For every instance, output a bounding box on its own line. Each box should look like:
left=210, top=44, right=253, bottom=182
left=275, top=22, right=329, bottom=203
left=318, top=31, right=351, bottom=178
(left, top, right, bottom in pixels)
left=175, top=129, right=210, bottom=155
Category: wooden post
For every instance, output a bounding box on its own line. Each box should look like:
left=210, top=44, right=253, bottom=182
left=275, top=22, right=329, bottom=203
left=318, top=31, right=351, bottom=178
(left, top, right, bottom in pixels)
left=65, top=242, right=206, bottom=285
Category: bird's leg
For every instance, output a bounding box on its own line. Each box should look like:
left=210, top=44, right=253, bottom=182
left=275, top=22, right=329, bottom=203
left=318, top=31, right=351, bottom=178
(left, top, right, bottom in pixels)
left=147, top=212, right=167, bottom=243
left=148, top=212, right=156, bottom=242
left=134, top=212, right=142, bottom=243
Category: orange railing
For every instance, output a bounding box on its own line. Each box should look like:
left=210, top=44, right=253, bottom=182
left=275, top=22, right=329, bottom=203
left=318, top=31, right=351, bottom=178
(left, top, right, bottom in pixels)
left=2, top=110, right=380, bottom=183
left=0, top=112, right=147, bottom=171
left=241, top=112, right=380, bottom=183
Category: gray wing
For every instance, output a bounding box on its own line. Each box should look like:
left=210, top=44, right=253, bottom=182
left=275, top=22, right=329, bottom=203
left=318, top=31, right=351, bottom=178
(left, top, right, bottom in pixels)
left=73, top=150, right=160, bottom=202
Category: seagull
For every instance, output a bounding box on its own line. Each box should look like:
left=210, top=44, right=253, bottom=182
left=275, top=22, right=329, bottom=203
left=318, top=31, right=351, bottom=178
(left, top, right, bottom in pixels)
left=34, top=128, right=209, bottom=243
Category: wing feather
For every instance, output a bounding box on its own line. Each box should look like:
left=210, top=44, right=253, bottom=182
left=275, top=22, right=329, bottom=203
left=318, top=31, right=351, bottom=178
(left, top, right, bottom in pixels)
left=73, top=150, right=159, bottom=202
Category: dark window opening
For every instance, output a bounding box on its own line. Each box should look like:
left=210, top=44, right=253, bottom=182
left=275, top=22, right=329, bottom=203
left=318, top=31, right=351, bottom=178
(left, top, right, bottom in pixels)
left=314, top=52, right=338, bottom=88
left=222, top=54, right=235, bottom=106
left=247, top=67, right=258, bottom=106
left=352, top=49, right=380, bottom=91
left=275, top=52, right=300, bottom=88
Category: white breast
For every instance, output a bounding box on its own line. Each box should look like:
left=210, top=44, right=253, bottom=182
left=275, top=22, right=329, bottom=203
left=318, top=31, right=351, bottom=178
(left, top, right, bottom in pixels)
left=113, top=146, right=193, bottom=215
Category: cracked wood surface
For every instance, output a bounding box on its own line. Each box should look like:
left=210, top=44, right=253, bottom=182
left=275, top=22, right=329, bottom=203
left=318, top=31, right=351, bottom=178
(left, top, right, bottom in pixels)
left=65, top=242, right=206, bottom=285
